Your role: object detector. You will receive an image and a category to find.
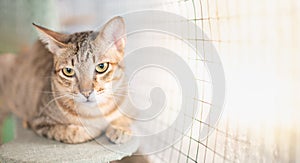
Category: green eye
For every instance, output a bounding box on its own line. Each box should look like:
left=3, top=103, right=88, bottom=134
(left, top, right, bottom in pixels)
left=62, top=68, right=75, bottom=77
left=95, top=62, right=109, bottom=73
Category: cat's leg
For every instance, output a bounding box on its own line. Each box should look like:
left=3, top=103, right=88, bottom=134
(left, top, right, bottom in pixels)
left=105, top=116, right=132, bottom=144
left=30, top=118, right=101, bottom=144
left=36, top=124, right=98, bottom=144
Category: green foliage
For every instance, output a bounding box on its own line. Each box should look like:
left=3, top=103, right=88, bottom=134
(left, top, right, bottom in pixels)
left=2, top=115, right=15, bottom=143
left=0, top=0, right=59, bottom=53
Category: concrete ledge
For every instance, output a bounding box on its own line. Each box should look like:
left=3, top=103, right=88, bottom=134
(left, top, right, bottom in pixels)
left=0, top=121, right=139, bottom=163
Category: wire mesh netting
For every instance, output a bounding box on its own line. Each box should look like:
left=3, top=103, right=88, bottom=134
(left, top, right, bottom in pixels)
left=143, top=0, right=300, bottom=162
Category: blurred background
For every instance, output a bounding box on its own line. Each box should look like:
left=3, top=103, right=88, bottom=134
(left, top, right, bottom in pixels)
left=0, top=0, right=299, bottom=162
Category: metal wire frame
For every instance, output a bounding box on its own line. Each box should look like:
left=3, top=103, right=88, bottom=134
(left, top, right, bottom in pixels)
left=147, top=0, right=299, bottom=162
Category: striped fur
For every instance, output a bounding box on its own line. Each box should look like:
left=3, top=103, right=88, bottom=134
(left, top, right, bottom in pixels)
left=0, top=17, right=132, bottom=144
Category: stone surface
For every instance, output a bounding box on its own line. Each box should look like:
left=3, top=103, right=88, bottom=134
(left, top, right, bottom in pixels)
left=0, top=121, right=139, bottom=163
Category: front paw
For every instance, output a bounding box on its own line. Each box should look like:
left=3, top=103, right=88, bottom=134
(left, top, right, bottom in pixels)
left=105, top=125, right=132, bottom=144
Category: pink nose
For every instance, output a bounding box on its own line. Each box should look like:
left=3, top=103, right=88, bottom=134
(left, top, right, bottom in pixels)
left=81, top=90, right=92, bottom=98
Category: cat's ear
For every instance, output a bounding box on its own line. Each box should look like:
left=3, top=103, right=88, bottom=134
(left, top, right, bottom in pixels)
left=95, top=16, right=126, bottom=53
left=32, top=23, right=70, bottom=55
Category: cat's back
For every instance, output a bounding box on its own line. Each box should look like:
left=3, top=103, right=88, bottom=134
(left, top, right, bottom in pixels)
left=1, top=41, right=53, bottom=120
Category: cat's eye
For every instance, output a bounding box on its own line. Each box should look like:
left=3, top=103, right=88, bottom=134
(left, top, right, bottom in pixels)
left=95, top=62, right=109, bottom=73
left=62, top=68, right=75, bottom=77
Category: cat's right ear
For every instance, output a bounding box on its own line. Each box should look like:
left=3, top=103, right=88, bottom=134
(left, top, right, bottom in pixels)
left=94, top=16, right=126, bottom=54
left=32, top=23, right=70, bottom=55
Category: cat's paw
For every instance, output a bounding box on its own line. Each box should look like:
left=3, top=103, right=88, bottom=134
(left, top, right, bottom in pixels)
left=105, top=125, right=132, bottom=144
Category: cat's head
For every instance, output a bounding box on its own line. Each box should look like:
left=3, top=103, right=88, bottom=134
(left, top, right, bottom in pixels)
left=33, top=17, right=126, bottom=110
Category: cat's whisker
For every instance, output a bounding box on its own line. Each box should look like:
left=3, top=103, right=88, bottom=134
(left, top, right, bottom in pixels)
left=108, top=87, right=136, bottom=93
left=107, top=93, right=128, bottom=96
left=40, top=95, right=68, bottom=112
left=39, top=91, right=73, bottom=95
left=105, top=91, right=129, bottom=96
left=112, top=84, right=129, bottom=89
left=105, top=93, right=129, bottom=98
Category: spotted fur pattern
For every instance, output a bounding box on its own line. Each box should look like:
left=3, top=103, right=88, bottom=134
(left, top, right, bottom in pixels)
left=0, top=17, right=132, bottom=144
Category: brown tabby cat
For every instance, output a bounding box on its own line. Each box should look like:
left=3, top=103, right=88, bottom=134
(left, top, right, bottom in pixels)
left=0, top=16, right=132, bottom=144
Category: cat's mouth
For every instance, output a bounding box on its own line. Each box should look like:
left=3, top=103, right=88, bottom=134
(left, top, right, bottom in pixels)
left=83, top=99, right=95, bottom=103
left=80, top=99, right=97, bottom=107
left=72, top=92, right=98, bottom=106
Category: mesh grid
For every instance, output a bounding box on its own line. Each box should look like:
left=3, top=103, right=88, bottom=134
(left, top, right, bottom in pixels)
left=145, top=0, right=300, bottom=162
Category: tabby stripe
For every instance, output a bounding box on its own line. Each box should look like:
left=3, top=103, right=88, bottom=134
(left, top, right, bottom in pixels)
left=103, top=92, right=126, bottom=117
left=118, top=64, right=125, bottom=70
left=106, top=73, right=123, bottom=82
left=103, top=108, right=118, bottom=119
left=60, top=105, right=79, bottom=117
left=54, top=61, right=60, bottom=71
left=54, top=69, right=60, bottom=74
left=76, top=52, right=80, bottom=63
left=93, top=55, right=96, bottom=63
left=85, top=53, right=90, bottom=62
left=97, top=100, right=118, bottom=118
left=56, top=78, right=65, bottom=86
left=57, top=76, right=72, bottom=87
left=102, top=70, right=114, bottom=82
left=57, top=99, right=79, bottom=117
left=35, top=123, right=52, bottom=131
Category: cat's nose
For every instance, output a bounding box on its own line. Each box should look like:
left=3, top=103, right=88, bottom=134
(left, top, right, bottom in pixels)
left=82, top=90, right=93, bottom=99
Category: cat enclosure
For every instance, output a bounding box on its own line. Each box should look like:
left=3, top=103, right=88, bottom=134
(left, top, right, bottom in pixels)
left=0, top=0, right=299, bottom=162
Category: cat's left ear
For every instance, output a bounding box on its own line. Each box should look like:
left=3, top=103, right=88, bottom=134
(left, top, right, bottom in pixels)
left=32, top=23, right=70, bottom=55
left=95, top=16, right=126, bottom=53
